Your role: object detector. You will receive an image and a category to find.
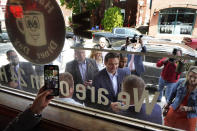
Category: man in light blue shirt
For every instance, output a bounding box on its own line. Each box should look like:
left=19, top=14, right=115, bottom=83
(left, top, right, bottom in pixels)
left=92, top=52, right=131, bottom=111
left=66, top=44, right=99, bottom=104
left=107, top=71, right=118, bottom=96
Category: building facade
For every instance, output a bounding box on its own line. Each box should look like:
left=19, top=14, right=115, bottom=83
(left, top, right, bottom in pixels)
left=95, top=0, right=197, bottom=40
left=148, top=0, right=197, bottom=40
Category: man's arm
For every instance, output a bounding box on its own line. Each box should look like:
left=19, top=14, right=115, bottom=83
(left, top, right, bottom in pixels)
left=156, top=57, right=168, bottom=67
left=4, top=87, right=53, bottom=131
left=141, top=45, right=146, bottom=53
left=3, top=107, right=41, bottom=131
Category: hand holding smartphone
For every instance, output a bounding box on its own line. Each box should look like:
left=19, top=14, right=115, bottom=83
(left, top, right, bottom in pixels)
left=44, top=65, right=59, bottom=96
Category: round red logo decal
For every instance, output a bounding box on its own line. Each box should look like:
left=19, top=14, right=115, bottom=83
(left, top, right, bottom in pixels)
left=5, top=0, right=65, bottom=64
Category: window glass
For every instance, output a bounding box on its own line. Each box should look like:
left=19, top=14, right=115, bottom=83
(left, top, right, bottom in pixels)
left=1, top=1, right=197, bottom=131
left=159, top=8, right=196, bottom=35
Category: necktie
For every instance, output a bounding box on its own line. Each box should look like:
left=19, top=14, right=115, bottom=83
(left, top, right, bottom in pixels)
left=14, top=66, right=21, bottom=90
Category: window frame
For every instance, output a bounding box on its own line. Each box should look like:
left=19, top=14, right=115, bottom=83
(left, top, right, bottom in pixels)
left=0, top=84, right=179, bottom=131
left=158, top=8, right=197, bottom=35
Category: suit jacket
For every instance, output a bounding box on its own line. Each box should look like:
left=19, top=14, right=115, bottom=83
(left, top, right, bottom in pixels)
left=0, top=62, right=37, bottom=93
left=66, top=58, right=99, bottom=103
left=66, top=58, right=99, bottom=85
left=92, top=68, right=131, bottom=104
left=4, top=108, right=41, bottom=131
left=119, top=103, right=162, bottom=125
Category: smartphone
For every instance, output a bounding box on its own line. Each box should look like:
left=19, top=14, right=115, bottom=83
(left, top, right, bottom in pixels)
left=44, top=65, right=59, bottom=96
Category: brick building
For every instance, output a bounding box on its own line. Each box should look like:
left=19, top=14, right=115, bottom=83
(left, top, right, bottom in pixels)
left=94, top=0, right=197, bottom=40
left=149, top=0, right=197, bottom=40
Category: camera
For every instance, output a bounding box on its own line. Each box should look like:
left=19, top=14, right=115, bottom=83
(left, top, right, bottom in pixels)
left=130, top=34, right=138, bottom=43
left=169, top=58, right=175, bottom=62
left=130, top=34, right=143, bottom=43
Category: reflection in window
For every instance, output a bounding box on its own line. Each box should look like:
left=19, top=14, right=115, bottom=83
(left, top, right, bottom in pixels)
left=1, top=39, right=197, bottom=131
left=159, top=8, right=196, bottom=35
left=115, top=28, right=125, bottom=34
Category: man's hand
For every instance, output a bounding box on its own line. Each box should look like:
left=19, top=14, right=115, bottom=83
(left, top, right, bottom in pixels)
left=84, top=80, right=92, bottom=86
left=30, top=86, right=54, bottom=114
left=162, top=58, right=169, bottom=64
left=8, top=81, right=18, bottom=88
left=110, top=102, right=120, bottom=113
left=178, top=106, right=192, bottom=112
left=162, top=104, right=170, bottom=116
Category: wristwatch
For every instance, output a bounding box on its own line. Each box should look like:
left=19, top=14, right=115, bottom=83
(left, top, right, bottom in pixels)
left=27, top=104, right=42, bottom=118
left=33, top=113, right=42, bottom=118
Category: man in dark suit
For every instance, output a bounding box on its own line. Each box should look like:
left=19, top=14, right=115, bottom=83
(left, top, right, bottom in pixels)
left=0, top=50, right=37, bottom=93
left=65, top=44, right=99, bottom=103
left=91, top=52, right=130, bottom=111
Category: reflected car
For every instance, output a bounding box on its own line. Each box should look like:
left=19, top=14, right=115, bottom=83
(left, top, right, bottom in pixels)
left=0, top=30, right=10, bottom=43
left=65, top=31, right=74, bottom=39
left=92, top=27, right=153, bottom=47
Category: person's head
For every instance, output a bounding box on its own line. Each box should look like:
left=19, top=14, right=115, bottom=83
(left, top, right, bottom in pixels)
left=172, top=48, right=182, bottom=56
left=104, top=52, right=119, bottom=75
left=99, top=37, right=107, bottom=49
left=74, top=44, right=86, bottom=62
left=169, top=48, right=182, bottom=62
left=6, top=50, right=19, bottom=66
left=90, top=50, right=102, bottom=63
left=119, top=53, right=128, bottom=68
left=59, top=72, right=74, bottom=98
left=186, top=66, right=197, bottom=87
left=122, top=75, right=145, bottom=104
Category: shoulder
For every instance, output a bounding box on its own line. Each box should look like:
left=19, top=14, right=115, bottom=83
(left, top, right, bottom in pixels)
left=66, top=60, right=76, bottom=66
left=19, top=62, right=33, bottom=68
left=118, top=68, right=130, bottom=75
left=1, top=64, right=9, bottom=69
left=152, top=103, right=162, bottom=112
left=1, top=64, right=10, bottom=73
left=86, top=58, right=96, bottom=63
left=94, top=69, right=106, bottom=78
left=176, top=78, right=186, bottom=88
left=178, top=78, right=186, bottom=83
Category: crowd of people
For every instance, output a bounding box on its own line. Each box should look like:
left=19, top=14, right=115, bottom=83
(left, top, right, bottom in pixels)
left=1, top=36, right=197, bottom=131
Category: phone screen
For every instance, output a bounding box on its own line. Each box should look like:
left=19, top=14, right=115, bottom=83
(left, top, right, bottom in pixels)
left=44, top=65, right=59, bottom=96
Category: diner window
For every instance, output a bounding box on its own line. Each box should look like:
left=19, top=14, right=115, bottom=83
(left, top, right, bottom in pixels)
left=159, top=8, right=196, bottom=35
left=1, top=1, right=197, bottom=131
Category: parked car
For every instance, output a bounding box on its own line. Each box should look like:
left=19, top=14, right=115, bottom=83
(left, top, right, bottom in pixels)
left=92, top=27, right=152, bottom=47
left=65, top=31, right=74, bottom=39
left=0, top=30, right=10, bottom=43
left=182, top=37, right=197, bottom=50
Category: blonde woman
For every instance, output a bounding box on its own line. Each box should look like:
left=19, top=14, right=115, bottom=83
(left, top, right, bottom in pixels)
left=90, top=50, right=105, bottom=71
left=164, top=66, right=197, bottom=131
